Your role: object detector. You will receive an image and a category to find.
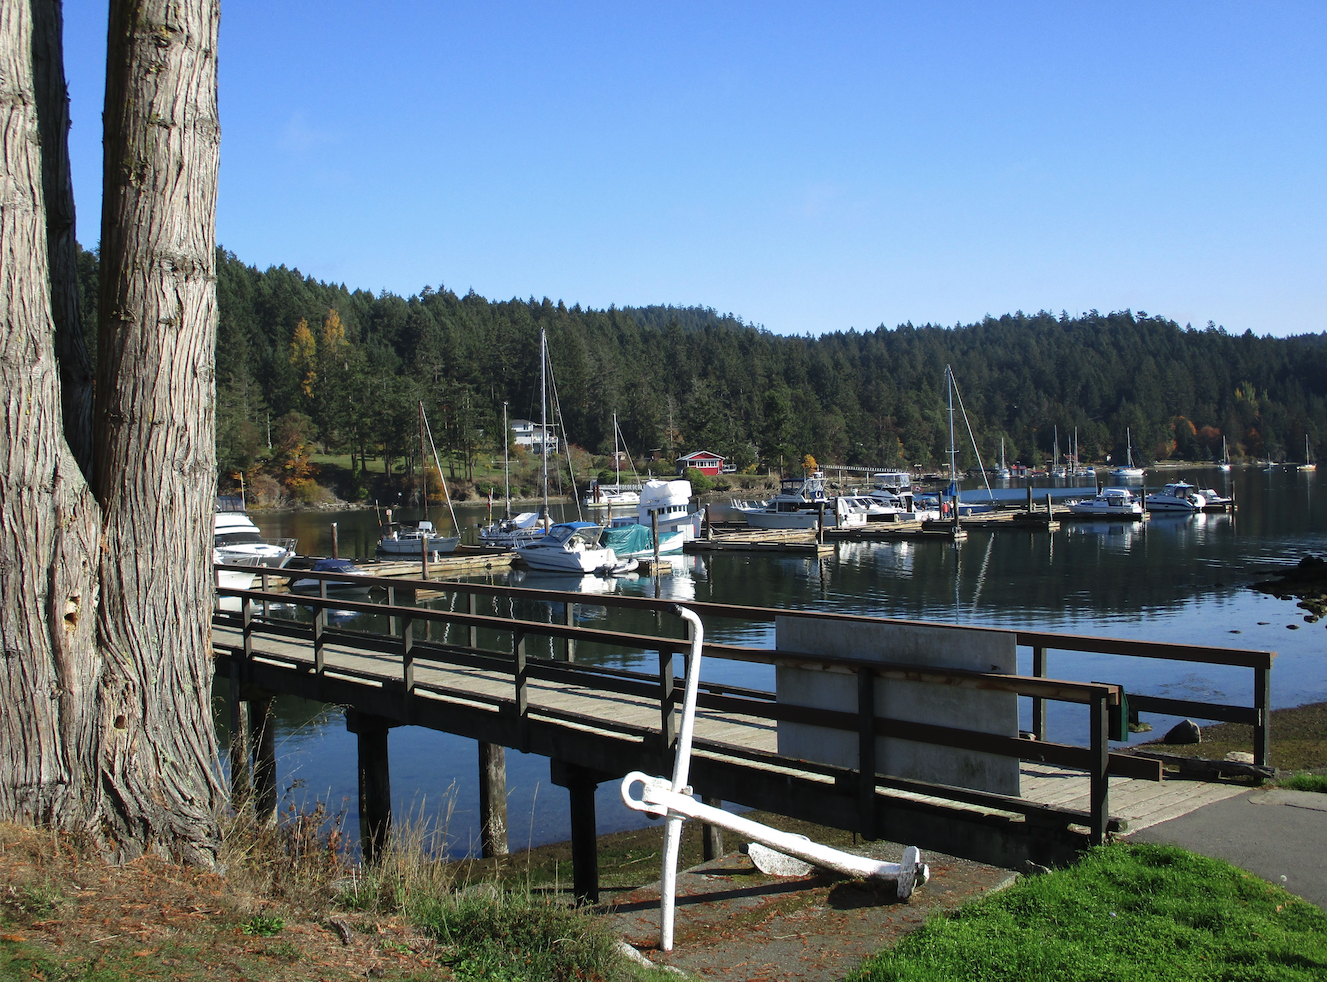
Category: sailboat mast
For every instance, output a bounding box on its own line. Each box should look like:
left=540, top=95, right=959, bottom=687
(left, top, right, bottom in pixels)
left=613, top=411, right=621, bottom=487
left=540, top=328, right=549, bottom=526
left=503, top=401, right=511, bottom=518
left=946, top=365, right=957, bottom=488
left=418, top=401, right=428, bottom=523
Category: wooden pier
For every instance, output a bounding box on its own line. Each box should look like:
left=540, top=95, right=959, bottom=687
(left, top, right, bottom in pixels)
left=686, top=526, right=834, bottom=555
left=214, top=565, right=1274, bottom=903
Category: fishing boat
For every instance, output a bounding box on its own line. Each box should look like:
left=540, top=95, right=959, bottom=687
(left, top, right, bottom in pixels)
left=517, top=521, right=634, bottom=574
left=1144, top=482, right=1207, bottom=513
left=1108, top=428, right=1145, bottom=479
left=1067, top=487, right=1145, bottom=519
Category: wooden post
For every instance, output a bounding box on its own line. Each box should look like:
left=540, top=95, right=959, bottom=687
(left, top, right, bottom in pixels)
left=659, top=648, right=676, bottom=750
left=227, top=665, right=250, bottom=811
left=331, top=522, right=339, bottom=559
left=469, top=591, right=478, bottom=650
left=421, top=531, right=429, bottom=580
left=352, top=713, right=393, bottom=863
left=1026, top=483, right=1034, bottom=513
left=1089, top=690, right=1109, bottom=846
left=705, top=503, right=713, bottom=540
left=1046, top=492, right=1053, bottom=519
left=651, top=508, right=660, bottom=569
left=1032, top=646, right=1048, bottom=741
left=1254, top=664, right=1271, bottom=767
left=701, top=796, right=724, bottom=861
left=388, top=586, right=397, bottom=637
left=857, top=667, right=876, bottom=840
left=479, top=742, right=509, bottom=858
left=564, top=765, right=600, bottom=905
left=313, top=604, right=326, bottom=674
left=250, top=695, right=278, bottom=826
left=817, top=502, right=825, bottom=543
left=513, top=627, right=528, bottom=749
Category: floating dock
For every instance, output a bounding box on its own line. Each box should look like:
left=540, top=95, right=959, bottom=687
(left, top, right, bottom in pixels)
left=686, top=527, right=834, bottom=556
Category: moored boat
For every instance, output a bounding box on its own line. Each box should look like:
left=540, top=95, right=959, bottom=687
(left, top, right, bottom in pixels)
left=1144, top=482, right=1207, bottom=513
left=517, top=521, right=634, bottom=574
left=377, top=518, right=460, bottom=556
left=1109, top=428, right=1145, bottom=480
left=1067, top=487, right=1145, bottom=519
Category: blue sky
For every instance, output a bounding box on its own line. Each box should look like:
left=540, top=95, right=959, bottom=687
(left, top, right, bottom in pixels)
left=62, top=2, right=1325, bottom=336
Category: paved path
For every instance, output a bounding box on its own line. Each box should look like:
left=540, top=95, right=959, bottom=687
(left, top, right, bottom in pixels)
left=1130, top=787, right=1327, bottom=909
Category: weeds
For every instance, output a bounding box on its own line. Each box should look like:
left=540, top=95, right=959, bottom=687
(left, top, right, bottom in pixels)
left=241, top=913, right=286, bottom=936
left=1280, top=771, right=1327, bottom=793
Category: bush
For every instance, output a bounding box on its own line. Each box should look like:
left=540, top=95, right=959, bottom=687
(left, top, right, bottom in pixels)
left=684, top=468, right=716, bottom=493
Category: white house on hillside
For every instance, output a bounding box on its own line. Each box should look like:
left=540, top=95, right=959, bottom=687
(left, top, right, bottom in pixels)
left=511, top=419, right=559, bottom=454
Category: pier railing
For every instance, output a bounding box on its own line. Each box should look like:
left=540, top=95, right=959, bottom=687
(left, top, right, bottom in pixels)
left=214, top=563, right=1271, bottom=873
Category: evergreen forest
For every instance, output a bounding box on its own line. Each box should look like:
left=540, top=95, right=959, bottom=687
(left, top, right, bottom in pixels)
left=76, top=245, right=1327, bottom=499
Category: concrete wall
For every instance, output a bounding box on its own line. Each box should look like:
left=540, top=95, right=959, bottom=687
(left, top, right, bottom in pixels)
left=775, top=617, right=1020, bottom=796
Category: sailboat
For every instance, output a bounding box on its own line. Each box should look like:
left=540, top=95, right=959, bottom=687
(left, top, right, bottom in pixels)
left=1108, top=428, right=1145, bottom=480
left=995, top=438, right=1011, bottom=480
left=583, top=412, right=643, bottom=508
left=378, top=403, right=461, bottom=555
left=1052, top=426, right=1067, bottom=479
left=1219, top=435, right=1232, bottom=473
left=478, top=400, right=544, bottom=549
left=1303, top=435, right=1317, bottom=472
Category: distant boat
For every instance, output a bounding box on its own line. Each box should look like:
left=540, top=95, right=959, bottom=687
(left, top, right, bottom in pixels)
left=377, top=518, right=459, bottom=556
left=1219, top=436, right=1232, bottom=472
left=743, top=471, right=865, bottom=529
left=1067, top=487, right=1144, bottom=519
left=583, top=411, right=643, bottom=508
left=1144, top=482, right=1207, bottom=513
left=995, top=439, right=1011, bottom=480
left=1302, top=435, right=1317, bottom=472
left=1109, top=428, right=1145, bottom=480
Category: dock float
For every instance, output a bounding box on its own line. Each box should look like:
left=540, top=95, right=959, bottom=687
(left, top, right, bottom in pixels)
left=344, top=547, right=516, bottom=578
left=686, top=528, right=834, bottom=556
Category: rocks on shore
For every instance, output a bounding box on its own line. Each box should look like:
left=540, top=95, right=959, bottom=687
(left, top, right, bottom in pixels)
left=1163, top=719, right=1202, bottom=745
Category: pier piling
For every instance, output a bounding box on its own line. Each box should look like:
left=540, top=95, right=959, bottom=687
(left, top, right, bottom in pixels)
left=349, top=711, right=394, bottom=863
left=479, top=742, right=509, bottom=858
left=552, top=761, right=605, bottom=905
left=250, top=695, right=278, bottom=826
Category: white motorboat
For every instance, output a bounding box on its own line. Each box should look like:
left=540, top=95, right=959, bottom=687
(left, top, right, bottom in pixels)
left=517, top=521, right=634, bottom=574
left=639, top=479, right=701, bottom=541
left=1195, top=487, right=1233, bottom=509
left=743, top=473, right=865, bottom=529
left=1109, top=428, right=1145, bottom=479
left=867, top=472, right=936, bottom=521
left=377, top=518, right=460, bottom=556
left=1144, top=482, right=1207, bottom=513
left=289, top=557, right=374, bottom=593
left=703, top=498, right=767, bottom=523
left=1067, top=487, right=1145, bottom=518
left=213, top=506, right=298, bottom=568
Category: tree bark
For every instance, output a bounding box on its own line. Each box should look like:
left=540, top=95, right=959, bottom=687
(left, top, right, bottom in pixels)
left=94, top=0, right=223, bottom=862
left=32, top=0, right=94, bottom=479
left=0, top=0, right=104, bottom=832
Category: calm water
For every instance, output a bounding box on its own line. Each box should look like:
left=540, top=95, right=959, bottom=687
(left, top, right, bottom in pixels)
left=234, top=467, right=1325, bottom=855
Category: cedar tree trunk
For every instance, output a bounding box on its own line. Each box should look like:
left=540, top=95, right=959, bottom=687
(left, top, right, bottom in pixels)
left=0, top=0, right=223, bottom=864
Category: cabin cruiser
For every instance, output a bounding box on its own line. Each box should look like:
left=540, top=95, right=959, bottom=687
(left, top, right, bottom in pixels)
left=867, top=472, right=937, bottom=521
left=1067, top=487, right=1145, bottom=518
left=582, top=482, right=641, bottom=508
left=1143, top=482, right=1207, bottom=513
left=213, top=506, right=298, bottom=568
left=744, top=472, right=866, bottom=529
left=1194, top=487, right=1233, bottom=509
left=517, top=521, right=635, bottom=574
left=638, top=479, right=701, bottom=541
left=377, top=519, right=460, bottom=556
left=478, top=511, right=545, bottom=549
left=705, top=498, right=768, bottom=523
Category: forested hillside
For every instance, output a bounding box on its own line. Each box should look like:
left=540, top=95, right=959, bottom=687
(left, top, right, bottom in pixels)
left=76, top=246, right=1327, bottom=493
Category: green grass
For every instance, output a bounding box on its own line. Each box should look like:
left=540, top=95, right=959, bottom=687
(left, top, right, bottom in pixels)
left=1280, top=772, right=1327, bottom=793
left=849, top=844, right=1327, bottom=982
left=413, top=891, right=631, bottom=982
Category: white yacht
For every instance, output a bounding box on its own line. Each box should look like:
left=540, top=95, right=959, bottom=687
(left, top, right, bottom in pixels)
left=1067, top=487, right=1144, bottom=518
left=478, top=511, right=545, bottom=549
left=867, top=472, right=936, bottom=521
left=744, top=472, right=865, bottom=529
left=1144, top=482, right=1207, bottom=513
left=638, top=479, right=701, bottom=541
left=213, top=506, right=297, bottom=568
left=517, top=522, right=632, bottom=574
